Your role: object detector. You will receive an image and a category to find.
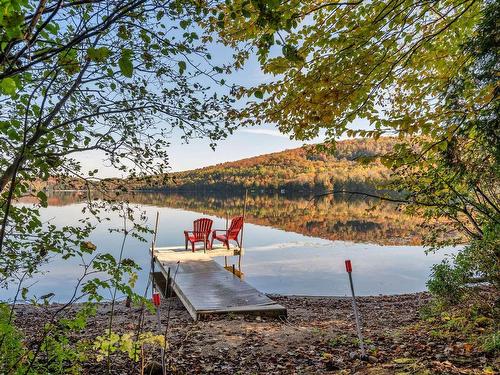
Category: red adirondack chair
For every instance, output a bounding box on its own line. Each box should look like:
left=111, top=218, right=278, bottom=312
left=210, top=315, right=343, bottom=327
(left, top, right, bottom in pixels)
left=184, top=218, right=213, bottom=252
left=211, top=216, right=244, bottom=250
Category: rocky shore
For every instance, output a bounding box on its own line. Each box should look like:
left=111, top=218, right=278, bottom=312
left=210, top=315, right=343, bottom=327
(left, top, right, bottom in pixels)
left=13, top=293, right=498, bottom=374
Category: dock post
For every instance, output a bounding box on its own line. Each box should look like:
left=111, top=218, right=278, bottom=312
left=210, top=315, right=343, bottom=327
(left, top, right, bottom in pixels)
left=166, top=267, right=171, bottom=297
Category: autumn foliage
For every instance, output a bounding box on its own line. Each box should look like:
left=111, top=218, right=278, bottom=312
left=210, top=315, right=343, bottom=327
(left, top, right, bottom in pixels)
left=124, top=138, right=396, bottom=193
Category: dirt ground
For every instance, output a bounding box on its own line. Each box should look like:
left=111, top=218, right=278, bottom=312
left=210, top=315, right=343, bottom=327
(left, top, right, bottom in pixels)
left=13, top=293, right=498, bottom=374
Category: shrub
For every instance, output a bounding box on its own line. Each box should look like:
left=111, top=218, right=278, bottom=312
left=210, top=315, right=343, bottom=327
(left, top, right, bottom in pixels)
left=427, top=259, right=469, bottom=304
left=427, top=223, right=499, bottom=305
left=0, top=303, right=26, bottom=374
left=0, top=303, right=95, bottom=374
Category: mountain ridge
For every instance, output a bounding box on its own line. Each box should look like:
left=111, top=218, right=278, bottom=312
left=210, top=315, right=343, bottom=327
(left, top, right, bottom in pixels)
left=44, top=137, right=396, bottom=192
left=131, top=137, right=396, bottom=193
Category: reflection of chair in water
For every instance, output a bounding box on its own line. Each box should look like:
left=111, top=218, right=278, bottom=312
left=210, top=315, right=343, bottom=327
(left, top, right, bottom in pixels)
left=184, top=218, right=213, bottom=252
left=211, top=216, right=244, bottom=250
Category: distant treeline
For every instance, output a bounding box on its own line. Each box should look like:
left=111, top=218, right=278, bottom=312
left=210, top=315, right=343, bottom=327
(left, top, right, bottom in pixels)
left=126, top=138, right=396, bottom=193
left=39, top=138, right=397, bottom=193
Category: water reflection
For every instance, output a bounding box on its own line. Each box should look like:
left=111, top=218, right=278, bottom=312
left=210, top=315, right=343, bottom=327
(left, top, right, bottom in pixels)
left=4, top=192, right=457, bottom=301
left=38, top=191, right=430, bottom=245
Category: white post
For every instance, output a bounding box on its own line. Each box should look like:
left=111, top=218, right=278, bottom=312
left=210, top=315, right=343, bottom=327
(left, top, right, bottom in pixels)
left=345, top=259, right=366, bottom=358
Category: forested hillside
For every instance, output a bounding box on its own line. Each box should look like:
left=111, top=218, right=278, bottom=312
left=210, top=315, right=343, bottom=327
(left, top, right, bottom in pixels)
left=132, top=138, right=396, bottom=193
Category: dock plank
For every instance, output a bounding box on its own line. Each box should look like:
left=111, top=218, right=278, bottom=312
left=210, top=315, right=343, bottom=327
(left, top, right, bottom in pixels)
left=155, top=245, right=242, bottom=258
left=154, top=248, right=286, bottom=320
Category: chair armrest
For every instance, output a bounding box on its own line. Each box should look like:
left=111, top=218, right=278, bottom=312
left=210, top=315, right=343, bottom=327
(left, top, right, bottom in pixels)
left=212, top=229, right=228, bottom=233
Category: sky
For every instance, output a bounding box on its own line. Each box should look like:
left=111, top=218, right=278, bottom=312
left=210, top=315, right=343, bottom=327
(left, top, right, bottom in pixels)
left=76, top=27, right=369, bottom=178
left=78, top=125, right=320, bottom=176
left=77, top=57, right=322, bottom=176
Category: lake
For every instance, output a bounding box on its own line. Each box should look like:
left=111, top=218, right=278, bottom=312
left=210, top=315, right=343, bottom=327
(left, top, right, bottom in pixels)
left=4, top=191, right=459, bottom=302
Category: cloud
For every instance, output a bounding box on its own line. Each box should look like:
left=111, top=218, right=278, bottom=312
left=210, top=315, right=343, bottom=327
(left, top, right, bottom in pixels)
left=239, top=128, right=290, bottom=138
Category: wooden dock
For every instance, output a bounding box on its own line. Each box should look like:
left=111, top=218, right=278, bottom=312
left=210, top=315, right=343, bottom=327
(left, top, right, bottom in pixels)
left=153, top=246, right=287, bottom=321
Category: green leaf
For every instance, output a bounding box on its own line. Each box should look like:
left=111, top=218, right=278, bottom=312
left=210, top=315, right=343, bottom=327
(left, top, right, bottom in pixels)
left=180, top=20, right=190, bottom=29
left=37, top=191, right=48, bottom=207
left=267, top=0, right=280, bottom=9
left=118, top=52, right=133, bottom=78
left=0, top=78, right=16, bottom=95
left=87, top=47, right=111, bottom=62
left=178, top=60, right=186, bottom=74
left=45, top=22, right=59, bottom=35
left=118, top=25, right=130, bottom=40
left=254, top=90, right=264, bottom=99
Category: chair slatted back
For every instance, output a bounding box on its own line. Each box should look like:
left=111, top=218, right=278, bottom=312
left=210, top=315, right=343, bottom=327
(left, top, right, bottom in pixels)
left=227, top=216, right=244, bottom=240
left=193, top=218, right=213, bottom=240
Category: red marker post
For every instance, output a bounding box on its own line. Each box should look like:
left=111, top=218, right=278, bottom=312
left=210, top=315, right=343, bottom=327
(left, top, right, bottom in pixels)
left=345, top=260, right=366, bottom=358
left=152, top=290, right=162, bottom=329
left=152, top=289, right=162, bottom=334
left=152, top=291, right=161, bottom=307
left=152, top=288, right=165, bottom=372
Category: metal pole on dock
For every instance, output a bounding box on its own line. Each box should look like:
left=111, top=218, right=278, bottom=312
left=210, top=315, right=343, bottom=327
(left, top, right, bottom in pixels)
left=238, top=189, right=248, bottom=271
left=345, top=259, right=366, bottom=358
left=153, top=211, right=159, bottom=249
left=224, top=199, right=229, bottom=268
left=240, top=189, right=248, bottom=248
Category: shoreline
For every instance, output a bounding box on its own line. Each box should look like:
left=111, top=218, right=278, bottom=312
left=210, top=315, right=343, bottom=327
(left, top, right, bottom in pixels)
left=12, top=292, right=497, bottom=374
left=7, top=291, right=433, bottom=305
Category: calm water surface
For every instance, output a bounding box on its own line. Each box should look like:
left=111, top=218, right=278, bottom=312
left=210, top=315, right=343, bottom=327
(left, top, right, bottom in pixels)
left=4, top=192, right=458, bottom=301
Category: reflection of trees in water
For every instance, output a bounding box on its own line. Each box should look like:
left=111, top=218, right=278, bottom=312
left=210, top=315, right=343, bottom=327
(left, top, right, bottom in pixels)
left=17, top=192, right=88, bottom=206
left=330, top=220, right=382, bottom=232
left=37, top=191, right=430, bottom=245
